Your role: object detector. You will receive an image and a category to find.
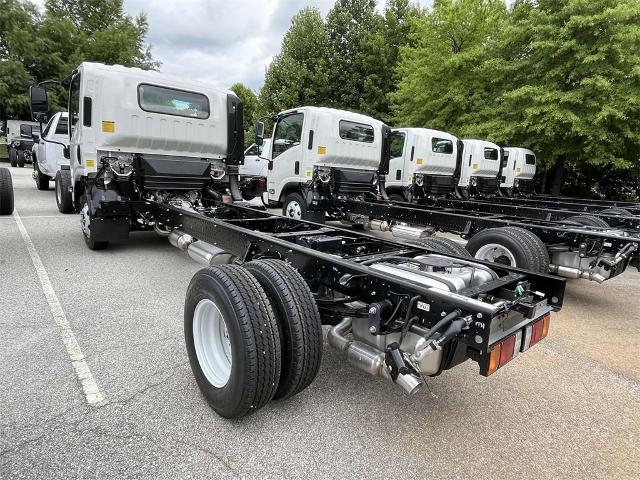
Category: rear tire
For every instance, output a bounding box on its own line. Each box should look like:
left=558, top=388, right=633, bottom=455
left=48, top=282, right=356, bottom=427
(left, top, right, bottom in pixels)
left=412, top=237, right=472, bottom=258
left=245, top=259, right=323, bottom=400
left=502, top=227, right=549, bottom=274
left=184, top=265, right=282, bottom=418
left=282, top=192, right=325, bottom=224
left=566, top=215, right=610, bottom=228
left=80, top=195, right=109, bottom=250
left=466, top=227, right=543, bottom=272
left=9, top=149, right=17, bottom=167
left=17, top=151, right=25, bottom=168
left=0, top=168, right=15, bottom=215
left=55, top=170, right=74, bottom=213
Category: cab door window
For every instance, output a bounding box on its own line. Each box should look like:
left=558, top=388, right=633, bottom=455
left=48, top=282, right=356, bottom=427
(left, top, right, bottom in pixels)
left=272, top=113, right=303, bottom=158
left=68, top=74, right=81, bottom=138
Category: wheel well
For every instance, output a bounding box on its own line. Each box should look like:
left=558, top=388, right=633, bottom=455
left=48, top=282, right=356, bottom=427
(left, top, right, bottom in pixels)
left=279, top=183, right=305, bottom=204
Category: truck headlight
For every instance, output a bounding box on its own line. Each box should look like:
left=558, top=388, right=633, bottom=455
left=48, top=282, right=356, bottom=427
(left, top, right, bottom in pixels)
left=514, top=179, right=520, bottom=187
left=415, top=174, right=424, bottom=187
left=471, top=177, right=478, bottom=187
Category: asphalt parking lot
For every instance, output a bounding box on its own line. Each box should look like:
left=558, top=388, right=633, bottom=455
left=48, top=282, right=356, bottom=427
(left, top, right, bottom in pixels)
left=1, top=165, right=639, bottom=479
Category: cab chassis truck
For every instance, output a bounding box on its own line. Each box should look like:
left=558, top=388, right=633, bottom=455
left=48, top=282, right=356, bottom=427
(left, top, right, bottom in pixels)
left=29, top=63, right=566, bottom=419
left=325, top=198, right=639, bottom=283
left=256, top=115, right=639, bottom=283
left=391, top=195, right=640, bottom=231
left=485, top=194, right=640, bottom=217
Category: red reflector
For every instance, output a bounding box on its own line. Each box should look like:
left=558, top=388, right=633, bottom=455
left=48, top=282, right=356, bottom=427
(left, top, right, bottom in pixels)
left=531, top=320, right=544, bottom=346
left=222, top=194, right=233, bottom=204
left=258, top=178, right=267, bottom=188
left=499, top=335, right=516, bottom=368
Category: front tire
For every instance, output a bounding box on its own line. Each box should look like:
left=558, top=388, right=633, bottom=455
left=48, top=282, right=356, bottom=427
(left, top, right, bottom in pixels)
left=184, top=265, right=282, bottom=418
left=282, top=192, right=325, bottom=224
left=55, top=170, right=74, bottom=213
left=245, top=259, right=323, bottom=400
left=17, top=151, right=25, bottom=168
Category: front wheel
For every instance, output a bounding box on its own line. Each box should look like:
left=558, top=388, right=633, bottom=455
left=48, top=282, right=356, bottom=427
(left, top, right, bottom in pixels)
left=55, top=170, right=74, bottom=213
left=17, top=151, right=26, bottom=168
left=282, top=192, right=325, bottom=224
left=184, top=265, right=282, bottom=418
left=80, top=195, right=109, bottom=250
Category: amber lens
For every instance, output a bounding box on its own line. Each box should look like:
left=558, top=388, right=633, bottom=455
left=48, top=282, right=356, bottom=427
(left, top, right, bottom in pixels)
left=541, top=314, right=550, bottom=339
left=488, top=344, right=502, bottom=375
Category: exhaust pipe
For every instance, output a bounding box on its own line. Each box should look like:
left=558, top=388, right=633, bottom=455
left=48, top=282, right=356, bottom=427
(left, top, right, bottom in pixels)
left=549, top=264, right=607, bottom=283
left=168, top=230, right=235, bottom=266
left=328, top=318, right=423, bottom=395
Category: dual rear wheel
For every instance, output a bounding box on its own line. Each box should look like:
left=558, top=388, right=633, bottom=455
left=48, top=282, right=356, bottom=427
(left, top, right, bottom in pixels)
left=184, top=260, right=323, bottom=419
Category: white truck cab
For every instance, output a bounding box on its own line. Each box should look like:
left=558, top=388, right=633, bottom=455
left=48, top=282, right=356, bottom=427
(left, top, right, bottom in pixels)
left=29, top=62, right=244, bottom=248
left=385, top=128, right=461, bottom=201
left=457, top=139, right=501, bottom=197
left=258, top=106, right=390, bottom=222
left=500, top=147, right=537, bottom=195
left=32, top=112, right=70, bottom=193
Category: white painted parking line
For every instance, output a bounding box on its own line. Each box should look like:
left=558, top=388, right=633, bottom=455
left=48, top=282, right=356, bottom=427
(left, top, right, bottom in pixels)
left=13, top=209, right=105, bottom=405
left=0, top=215, right=69, bottom=219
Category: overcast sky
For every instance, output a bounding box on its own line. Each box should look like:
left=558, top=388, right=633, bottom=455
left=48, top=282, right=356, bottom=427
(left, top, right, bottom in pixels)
left=123, top=1, right=434, bottom=92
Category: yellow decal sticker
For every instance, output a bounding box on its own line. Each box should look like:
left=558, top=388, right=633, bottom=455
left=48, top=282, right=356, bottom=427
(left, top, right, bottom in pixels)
left=472, top=163, right=479, bottom=170
left=306, top=170, right=312, bottom=177
left=516, top=167, right=522, bottom=173
left=317, top=146, right=327, bottom=155
left=102, top=121, right=115, bottom=133
left=85, top=159, right=96, bottom=168
left=416, top=158, right=424, bottom=165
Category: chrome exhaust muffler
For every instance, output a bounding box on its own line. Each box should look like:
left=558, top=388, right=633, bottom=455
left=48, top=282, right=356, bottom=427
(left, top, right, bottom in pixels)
left=327, top=318, right=423, bottom=395
left=167, top=230, right=235, bottom=266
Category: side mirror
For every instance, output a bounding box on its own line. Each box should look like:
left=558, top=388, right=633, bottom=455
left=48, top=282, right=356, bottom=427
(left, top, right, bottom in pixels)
left=29, top=85, right=49, bottom=123
left=63, top=146, right=70, bottom=159
left=32, top=133, right=40, bottom=142
left=255, top=120, right=265, bottom=146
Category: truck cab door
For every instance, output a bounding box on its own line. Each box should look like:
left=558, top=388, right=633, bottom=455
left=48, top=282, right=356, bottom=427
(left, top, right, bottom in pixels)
left=36, top=115, right=55, bottom=170
left=387, top=131, right=407, bottom=189
left=267, top=112, right=305, bottom=203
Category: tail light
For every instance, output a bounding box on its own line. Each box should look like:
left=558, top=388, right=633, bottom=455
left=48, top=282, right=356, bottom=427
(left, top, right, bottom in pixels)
left=487, top=313, right=550, bottom=376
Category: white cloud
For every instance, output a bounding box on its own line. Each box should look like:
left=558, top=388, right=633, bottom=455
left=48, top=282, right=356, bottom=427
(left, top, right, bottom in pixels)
left=124, top=0, right=434, bottom=92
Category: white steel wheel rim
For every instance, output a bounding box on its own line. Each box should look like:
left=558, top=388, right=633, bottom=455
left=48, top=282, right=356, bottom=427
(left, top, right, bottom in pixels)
left=286, top=200, right=302, bottom=220
left=193, top=298, right=232, bottom=388
left=475, top=243, right=517, bottom=266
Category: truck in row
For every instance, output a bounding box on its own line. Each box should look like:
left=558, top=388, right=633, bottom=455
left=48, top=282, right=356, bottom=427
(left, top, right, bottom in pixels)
left=12, top=62, right=566, bottom=419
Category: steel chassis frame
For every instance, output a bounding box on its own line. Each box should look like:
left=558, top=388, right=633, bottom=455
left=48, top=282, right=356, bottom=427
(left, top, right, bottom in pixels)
left=134, top=199, right=565, bottom=376
left=321, top=198, right=640, bottom=279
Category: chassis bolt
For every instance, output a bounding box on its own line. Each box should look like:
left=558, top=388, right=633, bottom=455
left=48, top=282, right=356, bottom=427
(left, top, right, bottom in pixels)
left=477, top=313, right=483, bottom=319
left=369, top=326, right=377, bottom=334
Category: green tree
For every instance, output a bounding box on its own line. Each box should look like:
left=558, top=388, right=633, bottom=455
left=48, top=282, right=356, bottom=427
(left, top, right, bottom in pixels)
left=324, top=0, right=381, bottom=114
left=259, top=7, right=329, bottom=116
left=471, top=0, right=640, bottom=193
left=0, top=0, right=157, bottom=120
left=230, top=82, right=258, bottom=147
left=360, top=0, right=424, bottom=121
left=390, top=0, right=507, bottom=131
